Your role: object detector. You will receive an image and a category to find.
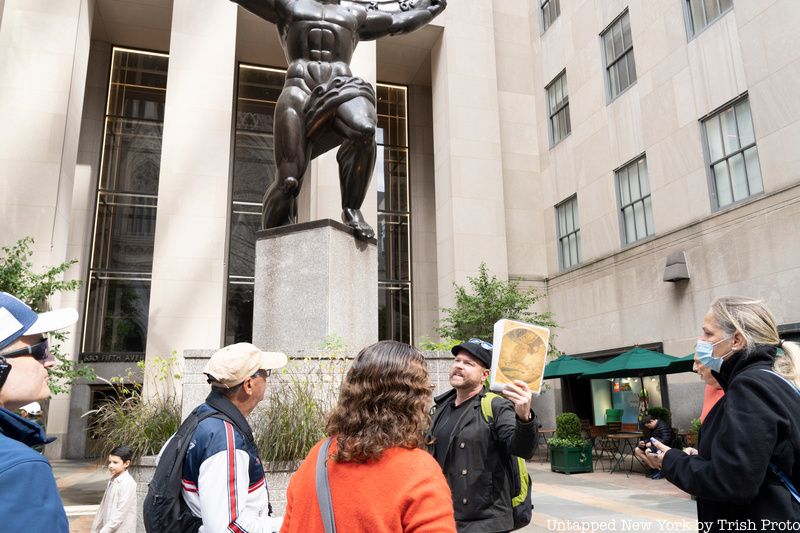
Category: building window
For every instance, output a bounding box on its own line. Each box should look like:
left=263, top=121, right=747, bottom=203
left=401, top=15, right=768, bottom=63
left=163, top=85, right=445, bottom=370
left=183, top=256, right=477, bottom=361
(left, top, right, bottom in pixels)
left=556, top=195, right=581, bottom=271
left=377, top=84, right=413, bottom=344
left=702, top=96, right=763, bottom=209
left=685, top=0, right=733, bottom=37
left=223, top=75, right=413, bottom=344
left=224, top=65, right=285, bottom=345
left=601, top=10, right=637, bottom=100
left=541, top=0, right=560, bottom=32
left=83, top=48, right=168, bottom=356
left=616, top=156, right=654, bottom=244
left=546, top=71, right=570, bottom=146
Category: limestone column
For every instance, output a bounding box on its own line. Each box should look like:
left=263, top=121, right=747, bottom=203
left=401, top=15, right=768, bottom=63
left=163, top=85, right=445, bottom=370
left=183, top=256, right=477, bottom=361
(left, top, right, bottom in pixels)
left=297, top=41, right=378, bottom=232
left=144, top=0, right=238, bottom=396
left=430, top=3, right=509, bottom=311
left=0, top=0, right=94, bottom=457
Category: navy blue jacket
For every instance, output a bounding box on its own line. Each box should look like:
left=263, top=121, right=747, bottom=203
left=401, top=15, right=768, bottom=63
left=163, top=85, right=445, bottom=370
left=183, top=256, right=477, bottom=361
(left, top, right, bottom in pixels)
left=0, top=407, right=68, bottom=532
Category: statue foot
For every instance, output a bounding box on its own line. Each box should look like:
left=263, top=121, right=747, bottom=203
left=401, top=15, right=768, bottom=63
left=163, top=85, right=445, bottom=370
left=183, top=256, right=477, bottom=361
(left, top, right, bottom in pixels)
left=342, top=208, right=375, bottom=240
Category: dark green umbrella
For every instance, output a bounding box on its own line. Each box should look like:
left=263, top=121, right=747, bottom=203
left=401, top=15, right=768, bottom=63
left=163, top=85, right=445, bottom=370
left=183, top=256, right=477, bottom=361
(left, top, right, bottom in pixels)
left=543, top=355, right=600, bottom=379
left=578, top=347, right=688, bottom=379
left=663, top=353, right=695, bottom=375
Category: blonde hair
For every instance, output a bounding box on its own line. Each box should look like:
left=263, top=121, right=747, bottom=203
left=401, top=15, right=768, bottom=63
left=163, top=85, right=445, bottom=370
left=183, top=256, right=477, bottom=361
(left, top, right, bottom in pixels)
left=711, top=296, right=800, bottom=388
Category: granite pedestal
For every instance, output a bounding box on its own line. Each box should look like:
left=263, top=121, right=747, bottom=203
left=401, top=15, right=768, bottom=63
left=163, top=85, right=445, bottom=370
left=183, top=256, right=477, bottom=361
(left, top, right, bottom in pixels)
left=253, top=219, right=378, bottom=352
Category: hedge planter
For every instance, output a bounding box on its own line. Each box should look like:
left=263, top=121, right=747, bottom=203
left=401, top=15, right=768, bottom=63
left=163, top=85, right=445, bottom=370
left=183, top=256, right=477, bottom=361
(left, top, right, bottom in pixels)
left=549, top=444, right=593, bottom=474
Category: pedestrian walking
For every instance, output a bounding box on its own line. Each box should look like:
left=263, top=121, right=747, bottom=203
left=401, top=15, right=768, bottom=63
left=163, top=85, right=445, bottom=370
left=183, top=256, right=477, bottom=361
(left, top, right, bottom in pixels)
left=91, top=445, right=137, bottom=533
left=648, top=296, right=800, bottom=531
left=280, top=340, right=457, bottom=533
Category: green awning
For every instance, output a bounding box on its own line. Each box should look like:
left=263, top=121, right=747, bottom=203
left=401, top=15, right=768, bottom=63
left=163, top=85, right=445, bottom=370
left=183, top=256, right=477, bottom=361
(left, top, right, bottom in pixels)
left=543, top=355, right=600, bottom=379
left=578, top=347, right=690, bottom=379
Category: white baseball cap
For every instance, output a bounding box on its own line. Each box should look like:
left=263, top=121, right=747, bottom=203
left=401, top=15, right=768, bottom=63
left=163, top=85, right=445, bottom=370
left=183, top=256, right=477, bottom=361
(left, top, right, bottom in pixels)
left=0, top=292, right=78, bottom=351
left=19, top=402, right=42, bottom=415
left=203, top=343, right=287, bottom=388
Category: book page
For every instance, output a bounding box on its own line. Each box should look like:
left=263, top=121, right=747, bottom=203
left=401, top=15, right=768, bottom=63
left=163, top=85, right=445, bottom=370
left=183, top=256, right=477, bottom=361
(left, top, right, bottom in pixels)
left=489, top=318, right=550, bottom=395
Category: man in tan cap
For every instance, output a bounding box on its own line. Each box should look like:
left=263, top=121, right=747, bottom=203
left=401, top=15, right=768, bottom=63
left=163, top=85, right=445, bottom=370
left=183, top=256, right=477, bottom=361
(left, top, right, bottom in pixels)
left=153, top=343, right=287, bottom=533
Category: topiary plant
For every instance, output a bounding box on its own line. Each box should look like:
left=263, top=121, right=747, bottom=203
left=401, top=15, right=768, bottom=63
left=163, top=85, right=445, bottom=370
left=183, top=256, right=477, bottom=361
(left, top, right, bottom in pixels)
left=548, top=412, right=589, bottom=448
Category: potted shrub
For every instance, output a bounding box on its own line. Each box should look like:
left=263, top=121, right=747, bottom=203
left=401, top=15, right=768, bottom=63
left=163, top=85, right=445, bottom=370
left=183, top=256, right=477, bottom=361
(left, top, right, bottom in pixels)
left=548, top=412, right=593, bottom=474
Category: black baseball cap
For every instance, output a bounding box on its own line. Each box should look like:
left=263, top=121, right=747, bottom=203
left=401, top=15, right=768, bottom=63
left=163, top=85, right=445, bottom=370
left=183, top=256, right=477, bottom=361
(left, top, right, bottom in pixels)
left=451, top=338, right=493, bottom=368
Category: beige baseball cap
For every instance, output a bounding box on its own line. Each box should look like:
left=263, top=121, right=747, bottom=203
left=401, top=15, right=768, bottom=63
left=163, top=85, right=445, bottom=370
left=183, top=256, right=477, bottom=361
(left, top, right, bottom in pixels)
left=203, top=343, right=287, bottom=388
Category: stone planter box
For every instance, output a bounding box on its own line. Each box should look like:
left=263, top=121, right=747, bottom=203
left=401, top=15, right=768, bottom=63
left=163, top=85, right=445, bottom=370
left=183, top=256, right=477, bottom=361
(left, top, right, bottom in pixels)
left=130, top=456, right=299, bottom=532
left=549, top=444, right=593, bottom=474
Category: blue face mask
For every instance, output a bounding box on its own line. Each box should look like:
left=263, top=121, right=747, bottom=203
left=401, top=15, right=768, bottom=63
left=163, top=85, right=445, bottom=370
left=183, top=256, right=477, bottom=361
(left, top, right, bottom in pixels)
left=695, top=336, right=732, bottom=373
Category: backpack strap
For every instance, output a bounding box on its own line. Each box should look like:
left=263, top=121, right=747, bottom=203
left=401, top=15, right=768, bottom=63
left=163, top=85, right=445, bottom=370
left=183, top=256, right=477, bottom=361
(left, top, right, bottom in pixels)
left=315, top=438, right=336, bottom=533
left=480, top=392, right=499, bottom=426
left=479, top=393, right=530, bottom=508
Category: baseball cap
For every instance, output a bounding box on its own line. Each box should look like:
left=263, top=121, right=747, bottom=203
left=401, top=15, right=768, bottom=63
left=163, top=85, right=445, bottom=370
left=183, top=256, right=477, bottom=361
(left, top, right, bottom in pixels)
left=0, top=292, right=79, bottom=351
left=203, top=343, right=288, bottom=388
left=20, top=402, right=42, bottom=415
left=451, top=338, right=493, bottom=368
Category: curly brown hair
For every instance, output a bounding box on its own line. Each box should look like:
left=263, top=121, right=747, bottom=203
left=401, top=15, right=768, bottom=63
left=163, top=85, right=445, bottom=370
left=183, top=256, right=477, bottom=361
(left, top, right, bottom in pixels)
left=325, top=340, right=432, bottom=463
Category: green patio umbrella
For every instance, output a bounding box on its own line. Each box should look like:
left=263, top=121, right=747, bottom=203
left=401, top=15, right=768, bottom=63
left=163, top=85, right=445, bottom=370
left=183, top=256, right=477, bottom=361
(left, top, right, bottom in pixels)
left=663, top=353, right=695, bottom=375
left=577, top=347, right=687, bottom=379
left=543, top=355, right=600, bottom=379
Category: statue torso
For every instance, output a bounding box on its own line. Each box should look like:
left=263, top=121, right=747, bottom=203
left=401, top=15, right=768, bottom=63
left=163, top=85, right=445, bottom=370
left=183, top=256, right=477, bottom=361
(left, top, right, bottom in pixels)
left=279, top=0, right=368, bottom=89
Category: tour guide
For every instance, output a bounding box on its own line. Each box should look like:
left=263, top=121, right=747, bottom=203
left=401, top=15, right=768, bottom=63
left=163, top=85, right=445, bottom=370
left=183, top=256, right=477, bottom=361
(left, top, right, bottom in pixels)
left=428, top=338, right=537, bottom=532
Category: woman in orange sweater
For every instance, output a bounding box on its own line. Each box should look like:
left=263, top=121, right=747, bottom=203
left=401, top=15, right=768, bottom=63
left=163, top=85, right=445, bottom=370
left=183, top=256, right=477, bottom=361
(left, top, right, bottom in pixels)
left=280, top=340, right=457, bottom=533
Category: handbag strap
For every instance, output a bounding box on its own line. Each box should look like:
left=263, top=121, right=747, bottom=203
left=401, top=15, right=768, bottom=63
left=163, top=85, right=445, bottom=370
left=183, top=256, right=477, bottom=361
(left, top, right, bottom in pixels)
left=760, top=369, right=800, bottom=504
left=316, top=437, right=337, bottom=533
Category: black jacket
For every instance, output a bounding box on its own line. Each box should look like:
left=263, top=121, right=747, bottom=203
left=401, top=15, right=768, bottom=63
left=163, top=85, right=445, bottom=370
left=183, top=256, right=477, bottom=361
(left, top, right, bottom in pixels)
left=661, top=345, right=800, bottom=531
left=651, top=419, right=674, bottom=446
left=427, top=387, right=537, bottom=533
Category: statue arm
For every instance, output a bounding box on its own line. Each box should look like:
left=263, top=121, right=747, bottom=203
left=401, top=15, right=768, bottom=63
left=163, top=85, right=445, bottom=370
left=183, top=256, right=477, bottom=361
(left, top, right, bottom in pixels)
left=229, top=0, right=291, bottom=24
left=359, top=0, right=446, bottom=41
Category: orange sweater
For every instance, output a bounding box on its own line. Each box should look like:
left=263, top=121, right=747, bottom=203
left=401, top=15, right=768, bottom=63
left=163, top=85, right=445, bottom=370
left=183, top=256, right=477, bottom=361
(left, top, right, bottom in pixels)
left=280, top=438, right=456, bottom=533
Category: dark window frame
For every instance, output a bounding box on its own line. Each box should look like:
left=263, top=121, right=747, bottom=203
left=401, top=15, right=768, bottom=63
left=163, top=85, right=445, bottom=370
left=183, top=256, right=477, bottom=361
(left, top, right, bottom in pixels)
left=546, top=69, right=571, bottom=147
left=555, top=195, right=581, bottom=271
left=601, top=9, right=637, bottom=101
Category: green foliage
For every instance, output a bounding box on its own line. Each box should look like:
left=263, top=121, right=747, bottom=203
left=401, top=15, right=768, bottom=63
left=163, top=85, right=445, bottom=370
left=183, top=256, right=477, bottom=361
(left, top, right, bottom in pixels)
left=549, top=412, right=588, bottom=448
left=555, top=412, right=581, bottom=439
left=0, top=237, right=95, bottom=394
left=87, top=355, right=181, bottom=461
left=647, top=406, right=672, bottom=426
left=690, top=417, right=702, bottom=436
left=416, top=337, right=462, bottom=351
left=253, top=369, right=332, bottom=463
left=436, top=263, right=557, bottom=351
left=254, top=347, right=347, bottom=462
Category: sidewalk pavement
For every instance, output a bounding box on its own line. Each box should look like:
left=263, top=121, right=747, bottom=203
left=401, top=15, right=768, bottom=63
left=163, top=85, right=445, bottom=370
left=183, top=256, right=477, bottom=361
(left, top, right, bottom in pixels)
left=55, top=458, right=700, bottom=533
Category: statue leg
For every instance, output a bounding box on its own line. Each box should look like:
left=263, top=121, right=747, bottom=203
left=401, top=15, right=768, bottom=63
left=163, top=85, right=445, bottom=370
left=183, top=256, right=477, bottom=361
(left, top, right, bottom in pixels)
left=333, top=96, right=377, bottom=240
left=263, top=86, right=310, bottom=230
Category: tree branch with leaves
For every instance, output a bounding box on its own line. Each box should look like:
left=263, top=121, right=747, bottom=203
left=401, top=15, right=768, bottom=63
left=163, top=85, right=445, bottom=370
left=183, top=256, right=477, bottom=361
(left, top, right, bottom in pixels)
left=0, top=237, right=95, bottom=394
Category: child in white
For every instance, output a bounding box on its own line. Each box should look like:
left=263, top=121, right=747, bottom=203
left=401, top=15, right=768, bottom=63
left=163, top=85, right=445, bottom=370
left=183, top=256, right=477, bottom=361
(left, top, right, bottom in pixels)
left=91, top=445, right=137, bottom=533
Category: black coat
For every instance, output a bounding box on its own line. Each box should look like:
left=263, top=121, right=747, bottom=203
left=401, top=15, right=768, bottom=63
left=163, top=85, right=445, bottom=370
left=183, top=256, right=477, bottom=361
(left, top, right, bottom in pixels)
left=661, top=345, right=800, bottom=531
left=427, top=387, right=537, bottom=533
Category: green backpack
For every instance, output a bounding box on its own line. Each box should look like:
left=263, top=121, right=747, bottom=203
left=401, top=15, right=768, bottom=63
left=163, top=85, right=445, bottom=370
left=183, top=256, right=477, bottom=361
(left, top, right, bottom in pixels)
left=480, top=392, right=533, bottom=531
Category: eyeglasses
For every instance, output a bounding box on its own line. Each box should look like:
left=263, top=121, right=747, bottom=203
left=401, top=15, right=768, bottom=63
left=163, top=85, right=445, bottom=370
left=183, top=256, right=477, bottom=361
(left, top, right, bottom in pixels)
left=252, top=368, right=272, bottom=380
left=467, top=338, right=493, bottom=351
left=0, top=338, right=54, bottom=364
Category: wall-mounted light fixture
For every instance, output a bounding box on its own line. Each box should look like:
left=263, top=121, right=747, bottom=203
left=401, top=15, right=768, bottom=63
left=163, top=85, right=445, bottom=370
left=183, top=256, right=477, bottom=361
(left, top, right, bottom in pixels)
left=663, top=251, right=690, bottom=282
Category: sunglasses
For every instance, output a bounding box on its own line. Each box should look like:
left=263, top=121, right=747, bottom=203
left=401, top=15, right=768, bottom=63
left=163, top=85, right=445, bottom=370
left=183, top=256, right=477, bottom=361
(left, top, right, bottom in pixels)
left=0, top=338, right=54, bottom=364
left=467, top=338, right=493, bottom=351
left=252, top=368, right=272, bottom=380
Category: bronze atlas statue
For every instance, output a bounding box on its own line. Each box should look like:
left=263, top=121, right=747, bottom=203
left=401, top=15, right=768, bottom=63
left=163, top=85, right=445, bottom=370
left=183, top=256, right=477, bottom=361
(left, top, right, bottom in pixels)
left=232, top=0, right=447, bottom=239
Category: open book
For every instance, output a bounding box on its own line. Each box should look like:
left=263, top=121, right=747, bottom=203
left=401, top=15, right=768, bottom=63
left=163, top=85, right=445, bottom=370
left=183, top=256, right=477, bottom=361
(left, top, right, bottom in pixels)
left=488, top=319, right=550, bottom=395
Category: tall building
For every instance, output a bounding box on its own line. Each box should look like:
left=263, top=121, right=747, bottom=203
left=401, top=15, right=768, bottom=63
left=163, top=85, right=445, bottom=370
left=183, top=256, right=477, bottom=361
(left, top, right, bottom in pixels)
left=1, top=0, right=798, bottom=458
